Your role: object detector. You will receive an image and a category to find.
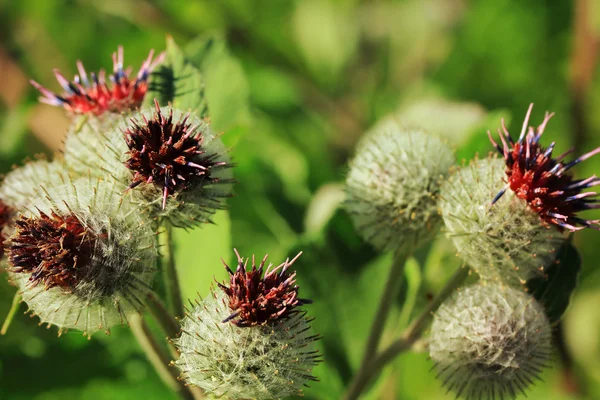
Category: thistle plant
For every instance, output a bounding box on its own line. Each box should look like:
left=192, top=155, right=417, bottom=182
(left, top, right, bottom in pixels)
left=1, top=26, right=596, bottom=400
left=1, top=39, right=320, bottom=400
left=173, top=251, right=321, bottom=399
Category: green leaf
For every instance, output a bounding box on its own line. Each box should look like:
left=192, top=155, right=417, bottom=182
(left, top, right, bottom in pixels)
left=527, top=241, right=582, bottom=324
left=184, top=33, right=252, bottom=144
left=144, top=36, right=208, bottom=118
left=172, top=211, right=231, bottom=302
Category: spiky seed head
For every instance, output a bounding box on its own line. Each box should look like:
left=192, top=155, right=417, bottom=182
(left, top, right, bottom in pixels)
left=5, top=177, right=157, bottom=336
left=440, top=157, right=564, bottom=286
left=430, top=283, right=552, bottom=400
left=345, top=124, right=455, bottom=251
left=489, top=104, right=600, bottom=231
left=30, top=46, right=165, bottom=116
left=173, top=291, right=322, bottom=399
left=218, top=250, right=311, bottom=327
left=63, top=105, right=234, bottom=228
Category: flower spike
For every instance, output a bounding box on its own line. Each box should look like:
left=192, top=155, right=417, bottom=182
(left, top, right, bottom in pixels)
left=30, top=46, right=165, bottom=116
left=490, top=104, right=600, bottom=232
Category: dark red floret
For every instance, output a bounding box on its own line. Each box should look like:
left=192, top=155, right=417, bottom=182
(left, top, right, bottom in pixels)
left=489, top=104, right=600, bottom=232
left=7, top=211, right=96, bottom=290
left=30, top=46, right=164, bottom=116
left=218, top=249, right=312, bottom=327
left=124, top=100, right=228, bottom=209
left=0, top=200, right=12, bottom=259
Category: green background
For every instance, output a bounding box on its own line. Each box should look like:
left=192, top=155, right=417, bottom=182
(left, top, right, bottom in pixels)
left=1, top=0, right=600, bottom=399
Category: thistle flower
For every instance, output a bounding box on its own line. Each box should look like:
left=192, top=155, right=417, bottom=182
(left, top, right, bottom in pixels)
left=5, top=177, right=157, bottom=336
left=30, top=46, right=165, bottom=116
left=64, top=103, right=234, bottom=227
left=430, top=283, right=552, bottom=400
left=345, top=124, right=454, bottom=251
left=489, top=104, right=600, bottom=231
left=217, top=249, right=311, bottom=327
left=440, top=158, right=563, bottom=286
left=173, top=291, right=321, bottom=399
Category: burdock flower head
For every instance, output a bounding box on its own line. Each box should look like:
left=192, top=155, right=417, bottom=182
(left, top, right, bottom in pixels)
left=173, top=250, right=321, bottom=399
left=218, top=249, right=311, bottom=327
left=64, top=101, right=234, bottom=227
left=430, top=283, right=552, bottom=400
left=5, top=178, right=157, bottom=336
left=440, top=157, right=563, bottom=286
left=345, top=122, right=455, bottom=252
left=30, top=46, right=165, bottom=116
left=489, top=104, right=600, bottom=231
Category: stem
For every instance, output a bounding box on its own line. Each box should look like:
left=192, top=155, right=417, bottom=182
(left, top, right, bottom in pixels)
left=360, top=250, right=410, bottom=363
left=1, top=292, right=22, bottom=335
left=343, top=266, right=470, bottom=400
left=130, top=314, right=201, bottom=400
left=160, top=224, right=185, bottom=318
left=146, top=291, right=181, bottom=339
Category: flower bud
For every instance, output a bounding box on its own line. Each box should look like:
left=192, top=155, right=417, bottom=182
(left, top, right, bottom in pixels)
left=430, top=283, right=552, bottom=400
left=173, top=251, right=321, bottom=399
left=345, top=124, right=454, bottom=251
left=5, top=177, right=157, bottom=336
left=440, top=158, right=563, bottom=285
left=63, top=103, right=234, bottom=228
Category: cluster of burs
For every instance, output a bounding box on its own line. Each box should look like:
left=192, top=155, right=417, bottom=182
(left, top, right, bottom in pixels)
left=345, top=106, right=599, bottom=399
left=0, top=46, right=321, bottom=400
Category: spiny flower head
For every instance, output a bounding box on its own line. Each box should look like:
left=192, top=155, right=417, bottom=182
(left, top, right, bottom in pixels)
left=125, top=100, right=230, bottom=209
left=218, top=249, right=311, bottom=327
left=440, top=157, right=563, bottom=286
left=8, top=211, right=97, bottom=290
left=345, top=123, right=455, bottom=251
left=430, top=283, right=552, bottom=400
left=30, top=46, right=165, bottom=116
left=489, top=104, right=600, bottom=231
left=173, top=291, right=321, bottom=399
left=63, top=105, right=234, bottom=227
left=0, top=199, right=12, bottom=259
left=5, top=178, right=157, bottom=336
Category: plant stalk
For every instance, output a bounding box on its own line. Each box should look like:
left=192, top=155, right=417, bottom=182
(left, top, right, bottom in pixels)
left=360, top=250, right=410, bottom=364
left=130, top=314, right=202, bottom=400
left=160, top=224, right=185, bottom=318
left=343, top=266, right=470, bottom=400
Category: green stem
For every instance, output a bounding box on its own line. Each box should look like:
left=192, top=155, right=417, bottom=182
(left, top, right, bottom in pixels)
left=360, top=250, right=410, bottom=364
left=130, top=314, right=201, bottom=400
left=146, top=291, right=181, bottom=339
left=160, top=224, right=184, bottom=318
left=343, top=266, right=470, bottom=400
left=1, top=292, right=22, bottom=335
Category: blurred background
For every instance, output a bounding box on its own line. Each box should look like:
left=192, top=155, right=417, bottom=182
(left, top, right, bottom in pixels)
left=1, top=0, right=600, bottom=399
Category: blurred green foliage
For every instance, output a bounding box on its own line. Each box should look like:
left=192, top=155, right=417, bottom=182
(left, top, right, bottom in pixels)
left=1, top=0, right=600, bottom=399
